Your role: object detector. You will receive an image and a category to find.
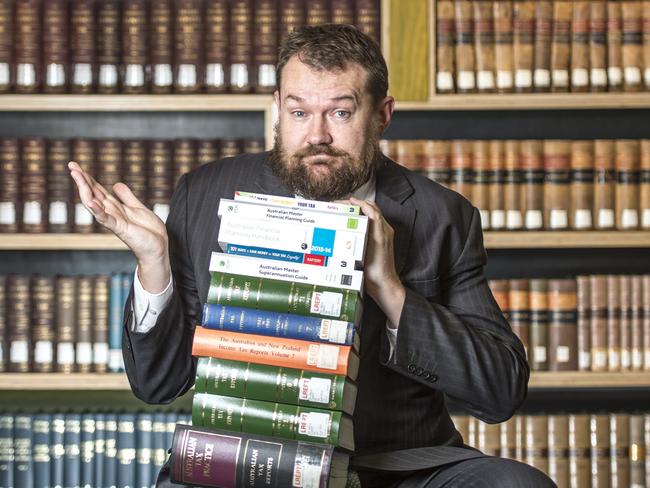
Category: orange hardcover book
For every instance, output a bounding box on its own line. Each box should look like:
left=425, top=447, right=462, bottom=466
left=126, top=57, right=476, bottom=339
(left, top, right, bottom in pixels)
left=192, top=327, right=360, bottom=380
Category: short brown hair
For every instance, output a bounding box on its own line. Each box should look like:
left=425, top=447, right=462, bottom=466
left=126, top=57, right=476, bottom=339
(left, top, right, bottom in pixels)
left=276, top=24, right=388, bottom=104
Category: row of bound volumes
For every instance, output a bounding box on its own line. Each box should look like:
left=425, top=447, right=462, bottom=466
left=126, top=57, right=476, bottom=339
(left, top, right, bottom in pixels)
left=488, top=275, right=650, bottom=372
left=436, top=1, right=650, bottom=94
left=0, top=136, right=264, bottom=233
left=452, top=412, right=650, bottom=488
left=382, top=138, right=650, bottom=231
left=0, top=273, right=132, bottom=374
left=0, top=411, right=190, bottom=488
left=0, top=0, right=380, bottom=94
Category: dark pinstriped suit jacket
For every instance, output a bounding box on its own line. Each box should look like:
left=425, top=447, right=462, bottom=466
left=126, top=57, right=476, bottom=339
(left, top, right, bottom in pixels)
left=122, top=152, right=529, bottom=474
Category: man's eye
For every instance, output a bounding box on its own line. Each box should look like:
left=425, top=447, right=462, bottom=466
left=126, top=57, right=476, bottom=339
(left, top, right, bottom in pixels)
left=334, top=110, right=350, bottom=118
left=292, top=110, right=305, bottom=118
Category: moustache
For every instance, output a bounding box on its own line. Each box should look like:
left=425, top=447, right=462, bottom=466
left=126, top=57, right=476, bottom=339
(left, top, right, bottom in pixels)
left=293, top=145, right=349, bottom=159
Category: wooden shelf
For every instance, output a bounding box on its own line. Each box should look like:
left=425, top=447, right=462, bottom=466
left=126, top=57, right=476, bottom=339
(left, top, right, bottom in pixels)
left=483, top=231, right=650, bottom=249
left=1, top=371, right=649, bottom=390
left=0, top=94, right=274, bottom=111
left=395, top=93, right=650, bottom=111
left=2, top=231, right=649, bottom=251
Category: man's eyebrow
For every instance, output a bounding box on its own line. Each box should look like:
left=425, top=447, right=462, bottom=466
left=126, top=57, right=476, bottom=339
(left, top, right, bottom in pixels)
left=285, top=94, right=305, bottom=103
left=284, top=94, right=360, bottom=104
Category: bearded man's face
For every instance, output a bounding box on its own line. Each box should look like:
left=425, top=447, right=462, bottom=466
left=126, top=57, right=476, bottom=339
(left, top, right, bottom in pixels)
left=271, top=56, right=388, bottom=201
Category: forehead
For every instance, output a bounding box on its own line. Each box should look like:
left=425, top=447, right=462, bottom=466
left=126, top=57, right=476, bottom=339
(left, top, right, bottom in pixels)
left=280, top=56, right=369, bottom=101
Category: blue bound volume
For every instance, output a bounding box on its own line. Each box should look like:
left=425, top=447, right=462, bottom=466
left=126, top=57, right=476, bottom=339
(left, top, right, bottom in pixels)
left=50, top=414, right=65, bottom=488
left=80, top=414, right=95, bottom=488
left=117, top=413, right=137, bottom=488
left=103, top=413, right=118, bottom=488
left=13, top=415, right=33, bottom=488
left=201, top=303, right=357, bottom=346
left=32, top=414, right=50, bottom=488
left=136, top=413, right=153, bottom=488
left=109, top=274, right=124, bottom=372
left=0, top=415, right=13, bottom=488
left=94, top=413, right=106, bottom=488
left=64, top=414, right=81, bottom=488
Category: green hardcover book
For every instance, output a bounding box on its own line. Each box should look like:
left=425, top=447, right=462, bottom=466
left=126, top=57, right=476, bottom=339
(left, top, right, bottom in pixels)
left=195, top=356, right=358, bottom=415
left=192, top=392, right=354, bottom=452
left=207, top=271, right=361, bottom=323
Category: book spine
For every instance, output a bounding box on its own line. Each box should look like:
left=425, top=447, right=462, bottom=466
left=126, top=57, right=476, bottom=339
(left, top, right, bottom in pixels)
left=520, top=140, right=544, bottom=230
left=632, top=275, right=644, bottom=370
left=630, top=414, right=645, bottom=486
left=253, top=0, right=278, bottom=94
left=548, top=279, right=578, bottom=371
left=0, top=0, right=11, bottom=93
left=568, top=414, right=591, bottom=487
left=104, top=414, right=118, bottom=488
left=64, top=414, right=81, bottom=488
left=512, top=0, right=534, bottom=92
left=50, top=414, right=65, bottom=488
left=641, top=139, right=650, bottom=228
left=93, top=275, right=110, bottom=373
left=219, top=138, right=242, bottom=159
left=529, top=279, right=549, bottom=371
left=547, top=415, right=569, bottom=487
left=543, top=140, right=571, bottom=230
left=96, top=139, right=122, bottom=234
left=71, top=139, right=96, bottom=233
left=15, top=0, right=41, bottom=93
left=576, top=275, right=592, bottom=371
left=306, top=0, right=329, bottom=25
left=70, top=0, right=96, bottom=94
left=117, top=413, right=137, bottom=488
left=137, top=413, right=154, bottom=488
left=123, top=140, right=148, bottom=204
left=643, top=276, right=650, bottom=370
left=622, top=1, right=644, bottom=91
left=608, top=1, right=624, bottom=90
left=47, top=139, right=73, bottom=233
left=550, top=1, right=572, bottom=92
left=422, top=140, right=450, bottom=186
left=204, top=0, right=229, bottom=93
left=195, top=356, right=349, bottom=411
left=589, top=1, right=609, bottom=91
left=208, top=271, right=360, bottom=323
left=20, top=138, right=47, bottom=233
left=108, top=274, right=123, bottom=372
left=488, top=279, right=509, bottom=322
left=80, top=414, right=95, bottom=488
left=476, top=421, right=500, bottom=457
left=436, top=1, right=455, bottom=93
left=449, top=140, right=474, bottom=202
left=32, top=276, right=55, bottom=373
left=355, top=0, right=381, bottom=45
left=500, top=417, right=517, bottom=460
left=279, top=0, right=305, bottom=45
left=96, top=0, right=121, bottom=94
left=174, top=0, right=203, bottom=93
left=76, top=276, right=94, bottom=373
left=590, top=415, right=612, bottom=484
left=395, top=140, right=419, bottom=174
left=13, top=414, right=33, bottom=487
left=173, top=138, right=196, bottom=189
left=607, top=275, right=622, bottom=371
left=148, top=140, right=173, bottom=222
left=32, top=414, right=50, bottom=488
left=0, top=276, right=5, bottom=372
left=0, top=415, right=13, bottom=488
left=504, top=140, right=523, bottom=229
left=488, top=140, right=505, bottom=228
left=331, top=0, right=354, bottom=25
left=150, top=0, right=173, bottom=93
left=524, top=415, right=549, bottom=474
left=164, top=413, right=177, bottom=450
left=152, top=413, right=167, bottom=481
left=590, top=275, right=609, bottom=371
left=122, top=0, right=148, bottom=94
left=533, top=1, right=553, bottom=92
left=493, top=0, right=514, bottom=93
left=472, top=140, right=490, bottom=228
left=94, top=413, right=105, bottom=488
left=170, top=423, right=335, bottom=488
left=234, top=191, right=361, bottom=215
left=56, top=276, right=77, bottom=373
left=202, top=303, right=356, bottom=347
left=192, top=327, right=357, bottom=378
left=209, top=252, right=363, bottom=292
left=645, top=1, right=650, bottom=88
left=192, top=392, right=347, bottom=447
left=509, top=279, right=530, bottom=359
left=570, top=141, right=595, bottom=229
left=571, top=1, right=591, bottom=92
left=229, top=0, right=253, bottom=93
left=610, top=413, right=631, bottom=487
left=616, top=139, right=641, bottom=229
left=594, top=139, right=617, bottom=229
left=0, top=138, right=20, bottom=233
left=473, top=1, right=495, bottom=93
left=8, top=275, right=30, bottom=372
left=454, top=0, right=476, bottom=93
left=620, top=275, right=633, bottom=370
left=42, top=0, right=68, bottom=93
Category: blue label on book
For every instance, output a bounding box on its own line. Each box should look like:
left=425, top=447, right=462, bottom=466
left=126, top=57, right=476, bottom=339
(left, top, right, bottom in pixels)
left=310, top=228, right=335, bottom=256
left=226, top=244, right=305, bottom=263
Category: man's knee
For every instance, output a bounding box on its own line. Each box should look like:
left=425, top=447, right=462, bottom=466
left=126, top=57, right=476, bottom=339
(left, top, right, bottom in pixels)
left=478, top=458, right=556, bottom=488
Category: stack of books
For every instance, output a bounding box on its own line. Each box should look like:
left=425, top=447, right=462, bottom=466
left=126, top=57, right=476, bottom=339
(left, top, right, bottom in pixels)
left=169, top=192, right=369, bottom=488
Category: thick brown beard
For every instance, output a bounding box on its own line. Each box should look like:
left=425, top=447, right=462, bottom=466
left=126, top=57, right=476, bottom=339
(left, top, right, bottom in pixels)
left=269, top=121, right=382, bottom=201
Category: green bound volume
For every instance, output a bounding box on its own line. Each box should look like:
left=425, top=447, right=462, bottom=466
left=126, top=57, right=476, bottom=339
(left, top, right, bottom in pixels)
left=207, top=271, right=361, bottom=323
left=192, top=392, right=354, bottom=452
left=195, top=357, right=357, bottom=415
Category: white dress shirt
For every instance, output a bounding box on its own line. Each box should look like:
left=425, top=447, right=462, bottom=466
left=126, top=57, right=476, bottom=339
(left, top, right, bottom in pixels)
left=131, top=176, right=399, bottom=354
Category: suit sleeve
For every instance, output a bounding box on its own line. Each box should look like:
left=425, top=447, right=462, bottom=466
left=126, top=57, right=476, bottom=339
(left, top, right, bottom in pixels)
left=122, top=174, right=200, bottom=404
left=382, top=207, right=529, bottom=423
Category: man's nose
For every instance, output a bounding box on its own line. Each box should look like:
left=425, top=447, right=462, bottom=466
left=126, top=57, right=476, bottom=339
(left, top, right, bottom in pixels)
left=307, top=115, right=333, bottom=146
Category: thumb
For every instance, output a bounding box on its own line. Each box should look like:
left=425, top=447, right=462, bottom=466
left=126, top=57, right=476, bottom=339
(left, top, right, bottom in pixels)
left=113, top=182, right=146, bottom=209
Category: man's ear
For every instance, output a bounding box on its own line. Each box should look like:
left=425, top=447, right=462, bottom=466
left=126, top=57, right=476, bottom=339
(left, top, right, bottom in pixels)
left=377, top=96, right=395, bottom=132
left=274, top=90, right=281, bottom=111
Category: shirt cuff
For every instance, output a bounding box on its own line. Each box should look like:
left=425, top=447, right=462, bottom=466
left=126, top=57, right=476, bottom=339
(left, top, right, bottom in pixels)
left=386, top=321, right=398, bottom=360
left=131, top=266, right=174, bottom=334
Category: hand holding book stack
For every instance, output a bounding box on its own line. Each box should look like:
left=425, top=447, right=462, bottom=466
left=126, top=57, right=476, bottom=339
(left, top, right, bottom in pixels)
left=170, top=192, right=369, bottom=488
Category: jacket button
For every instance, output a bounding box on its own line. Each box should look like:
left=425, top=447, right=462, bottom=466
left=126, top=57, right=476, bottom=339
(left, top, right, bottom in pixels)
left=429, top=374, right=439, bottom=383
left=415, top=367, right=424, bottom=376
left=407, top=364, right=416, bottom=373
left=423, top=371, right=431, bottom=380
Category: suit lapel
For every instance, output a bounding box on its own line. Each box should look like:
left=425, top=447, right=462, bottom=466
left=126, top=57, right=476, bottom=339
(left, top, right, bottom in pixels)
left=374, top=157, right=416, bottom=275
left=252, top=156, right=293, bottom=197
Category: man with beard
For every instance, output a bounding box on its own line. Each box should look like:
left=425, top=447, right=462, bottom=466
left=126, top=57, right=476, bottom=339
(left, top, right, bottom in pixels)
left=69, top=24, right=553, bottom=488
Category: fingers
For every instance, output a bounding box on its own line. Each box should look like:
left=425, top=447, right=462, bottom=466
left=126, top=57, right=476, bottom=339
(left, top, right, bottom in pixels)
left=349, top=197, right=383, bottom=221
left=113, top=182, right=147, bottom=209
left=68, top=160, right=111, bottom=202
left=86, top=197, right=118, bottom=231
